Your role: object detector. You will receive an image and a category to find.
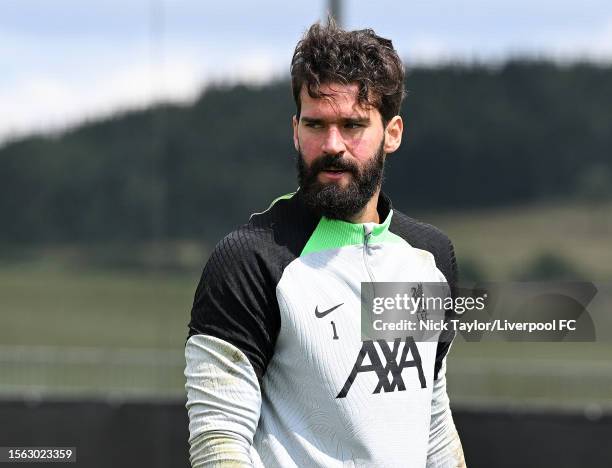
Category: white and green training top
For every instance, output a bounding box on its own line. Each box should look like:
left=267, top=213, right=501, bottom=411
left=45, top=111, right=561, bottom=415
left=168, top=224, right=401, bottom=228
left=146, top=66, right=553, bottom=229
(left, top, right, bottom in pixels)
left=185, top=191, right=465, bottom=467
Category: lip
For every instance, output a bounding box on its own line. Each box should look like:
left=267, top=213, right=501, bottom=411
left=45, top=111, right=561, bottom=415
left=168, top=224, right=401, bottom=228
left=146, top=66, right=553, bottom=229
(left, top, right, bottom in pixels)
left=319, top=170, right=348, bottom=181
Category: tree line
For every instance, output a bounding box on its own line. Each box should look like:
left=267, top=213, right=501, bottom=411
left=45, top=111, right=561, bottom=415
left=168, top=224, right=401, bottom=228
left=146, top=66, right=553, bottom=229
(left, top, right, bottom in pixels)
left=1, top=60, right=610, bottom=244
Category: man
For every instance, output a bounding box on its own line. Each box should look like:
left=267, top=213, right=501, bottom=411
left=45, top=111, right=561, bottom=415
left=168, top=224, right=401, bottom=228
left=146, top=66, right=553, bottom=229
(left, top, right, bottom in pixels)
left=185, top=20, right=466, bottom=467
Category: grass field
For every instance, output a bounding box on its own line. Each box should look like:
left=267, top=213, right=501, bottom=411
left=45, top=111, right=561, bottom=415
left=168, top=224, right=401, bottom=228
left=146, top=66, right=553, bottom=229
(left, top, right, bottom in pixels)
left=1, top=200, right=611, bottom=407
left=428, top=200, right=612, bottom=280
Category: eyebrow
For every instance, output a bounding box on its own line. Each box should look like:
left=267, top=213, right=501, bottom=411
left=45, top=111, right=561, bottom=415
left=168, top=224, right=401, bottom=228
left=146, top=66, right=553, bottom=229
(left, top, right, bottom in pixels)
left=300, top=117, right=323, bottom=124
left=300, top=116, right=371, bottom=125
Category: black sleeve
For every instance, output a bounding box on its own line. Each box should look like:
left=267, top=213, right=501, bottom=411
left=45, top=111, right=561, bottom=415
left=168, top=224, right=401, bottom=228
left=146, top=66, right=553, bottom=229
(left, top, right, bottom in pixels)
left=187, top=227, right=281, bottom=383
left=432, top=235, right=459, bottom=380
left=187, top=194, right=320, bottom=383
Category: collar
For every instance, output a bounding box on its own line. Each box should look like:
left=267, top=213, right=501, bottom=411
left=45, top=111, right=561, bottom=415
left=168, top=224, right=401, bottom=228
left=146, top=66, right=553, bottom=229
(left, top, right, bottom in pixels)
left=298, top=191, right=395, bottom=256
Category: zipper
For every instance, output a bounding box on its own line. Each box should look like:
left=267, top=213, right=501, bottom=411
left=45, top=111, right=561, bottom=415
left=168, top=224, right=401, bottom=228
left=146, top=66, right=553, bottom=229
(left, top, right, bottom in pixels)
left=362, top=223, right=379, bottom=341
left=362, top=224, right=376, bottom=283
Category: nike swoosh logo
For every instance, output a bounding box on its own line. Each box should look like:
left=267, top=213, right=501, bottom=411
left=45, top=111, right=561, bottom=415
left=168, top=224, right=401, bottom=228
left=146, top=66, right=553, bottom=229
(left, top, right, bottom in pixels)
left=315, top=303, right=344, bottom=318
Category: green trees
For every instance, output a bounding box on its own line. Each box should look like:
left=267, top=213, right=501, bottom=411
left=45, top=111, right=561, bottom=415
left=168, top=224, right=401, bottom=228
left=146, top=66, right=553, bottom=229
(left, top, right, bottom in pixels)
left=0, top=61, right=610, bottom=244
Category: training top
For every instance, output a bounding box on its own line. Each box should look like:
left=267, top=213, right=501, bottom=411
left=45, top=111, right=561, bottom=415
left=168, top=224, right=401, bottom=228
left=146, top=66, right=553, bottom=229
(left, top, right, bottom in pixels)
left=185, top=190, right=465, bottom=467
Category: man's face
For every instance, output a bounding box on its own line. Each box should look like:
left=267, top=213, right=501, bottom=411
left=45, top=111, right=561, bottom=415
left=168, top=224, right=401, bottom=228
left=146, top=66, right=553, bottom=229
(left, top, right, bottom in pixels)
left=293, top=83, right=401, bottom=220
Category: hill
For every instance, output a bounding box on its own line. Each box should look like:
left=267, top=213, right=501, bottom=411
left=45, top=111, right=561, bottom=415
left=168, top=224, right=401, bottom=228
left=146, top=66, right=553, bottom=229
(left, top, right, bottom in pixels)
left=1, top=60, right=611, bottom=245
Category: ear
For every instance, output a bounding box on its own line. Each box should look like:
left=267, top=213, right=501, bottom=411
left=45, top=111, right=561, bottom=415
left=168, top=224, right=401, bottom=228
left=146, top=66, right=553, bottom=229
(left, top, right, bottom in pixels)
left=292, top=115, right=299, bottom=152
left=383, top=115, right=403, bottom=154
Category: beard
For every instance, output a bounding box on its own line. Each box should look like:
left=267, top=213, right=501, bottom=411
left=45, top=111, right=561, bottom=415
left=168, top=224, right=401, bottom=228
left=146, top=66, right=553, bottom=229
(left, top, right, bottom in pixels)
left=296, top=140, right=386, bottom=221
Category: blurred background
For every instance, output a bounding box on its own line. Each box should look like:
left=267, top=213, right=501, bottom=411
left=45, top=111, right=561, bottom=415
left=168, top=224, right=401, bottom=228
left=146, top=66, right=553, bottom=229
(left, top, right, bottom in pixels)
left=1, top=0, right=611, bottom=466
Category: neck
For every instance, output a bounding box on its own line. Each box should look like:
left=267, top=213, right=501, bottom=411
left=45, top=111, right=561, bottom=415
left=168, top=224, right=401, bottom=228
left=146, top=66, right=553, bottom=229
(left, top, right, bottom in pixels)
left=347, top=189, right=381, bottom=224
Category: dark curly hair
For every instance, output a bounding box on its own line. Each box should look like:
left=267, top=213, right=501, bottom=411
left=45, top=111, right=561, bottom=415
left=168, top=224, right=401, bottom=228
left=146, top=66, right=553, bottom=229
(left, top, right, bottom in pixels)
left=290, top=19, right=406, bottom=125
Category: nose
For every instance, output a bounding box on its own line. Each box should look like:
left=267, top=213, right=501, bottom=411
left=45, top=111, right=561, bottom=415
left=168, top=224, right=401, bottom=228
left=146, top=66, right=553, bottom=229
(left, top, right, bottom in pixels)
left=321, top=126, right=346, bottom=156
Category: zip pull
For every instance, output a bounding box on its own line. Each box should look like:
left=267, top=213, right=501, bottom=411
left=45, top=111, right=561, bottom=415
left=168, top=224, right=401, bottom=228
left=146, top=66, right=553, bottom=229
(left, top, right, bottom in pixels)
left=362, top=223, right=377, bottom=282
left=363, top=223, right=375, bottom=251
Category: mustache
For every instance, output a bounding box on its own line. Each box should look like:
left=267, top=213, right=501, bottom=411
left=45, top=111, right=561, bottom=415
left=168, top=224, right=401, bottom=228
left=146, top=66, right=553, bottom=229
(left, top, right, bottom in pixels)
left=308, top=154, right=359, bottom=176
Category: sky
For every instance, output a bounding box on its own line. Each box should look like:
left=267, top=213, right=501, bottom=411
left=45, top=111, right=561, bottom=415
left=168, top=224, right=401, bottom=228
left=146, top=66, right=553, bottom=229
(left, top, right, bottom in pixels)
left=1, top=0, right=612, bottom=143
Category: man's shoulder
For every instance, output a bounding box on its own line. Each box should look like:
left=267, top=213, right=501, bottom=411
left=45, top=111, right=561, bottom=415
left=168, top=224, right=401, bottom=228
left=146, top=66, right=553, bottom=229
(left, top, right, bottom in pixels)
left=390, top=209, right=454, bottom=251
left=207, top=192, right=320, bottom=275
left=390, top=208, right=457, bottom=284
